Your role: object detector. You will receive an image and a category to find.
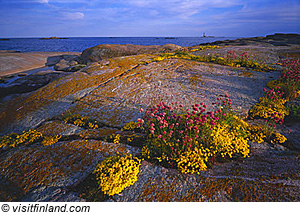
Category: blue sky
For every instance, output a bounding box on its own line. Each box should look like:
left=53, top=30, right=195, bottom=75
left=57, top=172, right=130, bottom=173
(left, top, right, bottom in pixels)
left=0, top=0, right=299, bottom=37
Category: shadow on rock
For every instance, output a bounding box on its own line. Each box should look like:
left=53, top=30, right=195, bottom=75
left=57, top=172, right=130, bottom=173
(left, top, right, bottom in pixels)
left=0, top=174, right=25, bottom=201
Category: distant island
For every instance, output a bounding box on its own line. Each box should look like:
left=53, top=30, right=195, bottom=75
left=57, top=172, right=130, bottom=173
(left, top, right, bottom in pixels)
left=0, top=38, right=10, bottom=41
left=40, top=36, right=68, bottom=40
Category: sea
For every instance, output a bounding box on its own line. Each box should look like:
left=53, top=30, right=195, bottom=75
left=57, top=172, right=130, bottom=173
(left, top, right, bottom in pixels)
left=0, top=37, right=237, bottom=53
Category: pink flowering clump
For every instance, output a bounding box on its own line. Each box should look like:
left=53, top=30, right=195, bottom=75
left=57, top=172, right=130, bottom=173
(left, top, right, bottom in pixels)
left=137, top=95, right=234, bottom=167
left=226, top=50, right=237, bottom=63
left=280, top=59, right=300, bottom=100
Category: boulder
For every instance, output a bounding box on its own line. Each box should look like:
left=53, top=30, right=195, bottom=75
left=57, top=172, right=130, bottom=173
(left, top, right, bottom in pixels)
left=53, top=59, right=86, bottom=72
left=80, top=44, right=182, bottom=64
left=0, top=70, right=72, bottom=99
left=46, top=54, right=80, bottom=67
left=53, top=59, right=69, bottom=71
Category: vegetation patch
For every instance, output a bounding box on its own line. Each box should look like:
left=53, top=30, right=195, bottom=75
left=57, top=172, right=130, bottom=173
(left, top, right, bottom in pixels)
left=286, top=103, right=300, bottom=121
left=93, top=155, right=141, bottom=196
left=190, top=45, right=220, bottom=52
left=249, top=59, right=299, bottom=127
left=41, top=135, right=62, bottom=146
left=152, top=49, right=274, bottom=72
left=63, top=113, right=103, bottom=129
left=0, top=129, right=43, bottom=150
left=135, top=95, right=250, bottom=174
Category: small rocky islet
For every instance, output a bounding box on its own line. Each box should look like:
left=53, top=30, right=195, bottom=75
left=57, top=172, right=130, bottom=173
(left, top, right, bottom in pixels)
left=0, top=34, right=299, bottom=202
left=40, top=36, right=68, bottom=40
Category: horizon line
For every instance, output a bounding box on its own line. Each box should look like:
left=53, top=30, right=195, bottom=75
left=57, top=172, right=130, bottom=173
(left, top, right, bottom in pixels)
left=1, top=32, right=299, bottom=39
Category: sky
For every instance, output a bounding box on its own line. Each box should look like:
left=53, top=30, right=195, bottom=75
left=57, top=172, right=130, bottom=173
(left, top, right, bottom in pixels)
left=0, top=0, right=299, bottom=37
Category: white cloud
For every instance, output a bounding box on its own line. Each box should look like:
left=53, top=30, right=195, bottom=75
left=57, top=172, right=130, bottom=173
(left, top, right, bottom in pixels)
left=36, top=0, right=49, bottom=3
left=120, top=0, right=242, bottom=20
left=62, top=12, right=84, bottom=20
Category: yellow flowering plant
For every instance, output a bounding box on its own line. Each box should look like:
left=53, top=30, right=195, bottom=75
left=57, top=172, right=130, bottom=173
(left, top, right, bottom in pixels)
left=152, top=50, right=274, bottom=72
left=62, top=113, right=101, bottom=129
left=270, top=132, right=287, bottom=144
left=93, top=155, right=141, bottom=196
left=41, top=135, right=62, bottom=146
left=177, top=148, right=207, bottom=174
left=121, top=121, right=140, bottom=131
left=190, top=45, right=220, bottom=52
left=248, top=125, right=267, bottom=143
left=0, top=129, right=43, bottom=149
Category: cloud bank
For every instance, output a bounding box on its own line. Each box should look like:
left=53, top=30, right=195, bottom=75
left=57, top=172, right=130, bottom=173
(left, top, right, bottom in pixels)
left=0, top=0, right=299, bottom=37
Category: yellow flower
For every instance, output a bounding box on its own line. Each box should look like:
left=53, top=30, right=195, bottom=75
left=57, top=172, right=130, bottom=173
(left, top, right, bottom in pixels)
left=110, top=134, right=121, bottom=144
left=270, top=132, right=287, bottom=144
left=41, top=135, right=62, bottom=146
left=141, top=145, right=150, bottom=159
left=249, top=97, right=288, bottom=120
left=208, top=124, right=250, bottom=158
left=0, top=130, right=43, bottom=149
left=122, top=121, right=139, bottom=131
left=93, top=155, right=141, bottom=196
left=248, top=125, right=266, bottom=144
left=177, top=148, right=207, bottom=174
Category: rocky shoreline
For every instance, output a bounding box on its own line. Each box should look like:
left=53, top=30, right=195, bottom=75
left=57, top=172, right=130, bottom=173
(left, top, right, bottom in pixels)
left=0, top=34, right=299, bottom=202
